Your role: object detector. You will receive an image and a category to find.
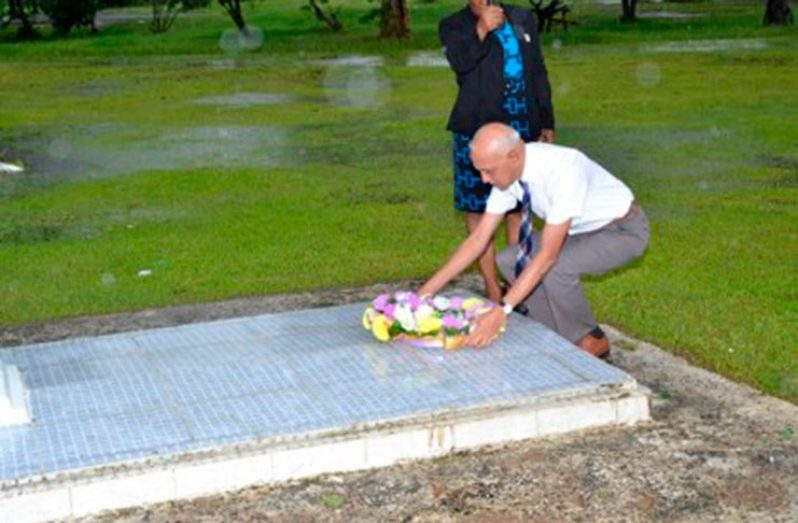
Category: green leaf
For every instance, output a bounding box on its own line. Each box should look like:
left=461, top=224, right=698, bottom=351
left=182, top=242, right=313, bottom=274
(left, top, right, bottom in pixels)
left=321, top=492, right=345, bottom=509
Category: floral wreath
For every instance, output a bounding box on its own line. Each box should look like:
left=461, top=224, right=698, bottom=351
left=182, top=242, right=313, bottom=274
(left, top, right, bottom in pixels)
left=362, top=291, right=499, bottom=350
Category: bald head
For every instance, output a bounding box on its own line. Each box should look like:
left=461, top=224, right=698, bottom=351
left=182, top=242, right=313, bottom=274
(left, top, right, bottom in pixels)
left=469, top=123, right=525, bottom=190
left=470, top=123, right=522, bottom=158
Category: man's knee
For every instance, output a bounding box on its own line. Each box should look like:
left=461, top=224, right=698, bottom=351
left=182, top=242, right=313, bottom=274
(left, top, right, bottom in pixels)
left=542, top=263, right=580, bottom=289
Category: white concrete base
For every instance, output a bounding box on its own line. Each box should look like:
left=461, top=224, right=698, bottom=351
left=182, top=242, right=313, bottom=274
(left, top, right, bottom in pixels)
left=0, top=364, right=30, bottom=427
left=0, top=382, right=649, bottom=522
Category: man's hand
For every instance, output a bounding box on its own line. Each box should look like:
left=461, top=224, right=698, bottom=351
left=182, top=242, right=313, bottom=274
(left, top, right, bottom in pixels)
left=539, top=129, right=555, bottom=143
left=476, top=5, right=504, bottom=41
left=464, top=306, right=506, bottom=348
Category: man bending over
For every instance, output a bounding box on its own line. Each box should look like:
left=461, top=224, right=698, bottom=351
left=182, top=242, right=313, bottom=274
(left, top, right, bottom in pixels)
left=419, top=123, right=650, bottom=358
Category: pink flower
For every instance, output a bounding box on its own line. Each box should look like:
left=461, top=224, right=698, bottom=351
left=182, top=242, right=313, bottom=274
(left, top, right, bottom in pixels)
left=449, top=297, right=463, bottom=309
left=373, top=293, right=391, bottom=311
left=408, top=292, right=421, bottom=311
left=442, top=314, right=463, bottom=330
left=383, top=303, right=396, bottom=320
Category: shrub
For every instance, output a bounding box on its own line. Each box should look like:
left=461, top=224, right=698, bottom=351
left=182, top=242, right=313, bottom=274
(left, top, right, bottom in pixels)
left=101, top=0, right=150, bottom=6
left=183, top=0, right=211, bottom=9
left=40, top=0, right=101, bottom=34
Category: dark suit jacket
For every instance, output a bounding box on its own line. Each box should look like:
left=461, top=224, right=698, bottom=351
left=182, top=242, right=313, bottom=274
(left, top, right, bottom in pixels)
left=439, top=4, right=555, bottom=137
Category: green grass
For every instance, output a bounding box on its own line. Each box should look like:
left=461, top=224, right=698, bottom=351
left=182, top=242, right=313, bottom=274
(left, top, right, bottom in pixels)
left=1, top=1, right=796, bottom=403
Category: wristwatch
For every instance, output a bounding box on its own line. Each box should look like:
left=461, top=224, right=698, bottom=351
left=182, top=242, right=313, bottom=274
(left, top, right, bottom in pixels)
left=500, top=301, right=514, bottom=315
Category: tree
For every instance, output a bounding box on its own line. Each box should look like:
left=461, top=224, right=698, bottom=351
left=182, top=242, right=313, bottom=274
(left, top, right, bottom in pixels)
left=378, top=0, right=409, bottom=38
left=620, top=0, right=638, bottom=24
left=528, top=0, right=574, bottom=33
left=304, top=0, right=342, bottom=32
left=217, top=0, right=245, bottom=31
left=182, top=0, right=209, bottom=8
left=40, top=0, right=100, bottom=34
left=763, top=0, right=793, bottom=26
left=151, top=0, right=182, bottom=33
left=5, top=0, right=38, bottom=38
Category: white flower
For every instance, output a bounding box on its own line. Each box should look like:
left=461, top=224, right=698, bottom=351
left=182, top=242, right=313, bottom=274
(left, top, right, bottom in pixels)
left=394, top=304, right=416, bottom=331
left=432, top=296, right=450, bottom=311
left=415, top=304, right=435, bottom=321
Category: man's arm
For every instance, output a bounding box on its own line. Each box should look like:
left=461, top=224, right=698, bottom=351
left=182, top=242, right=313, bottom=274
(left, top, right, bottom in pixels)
left=464, top=219, right=570, bottom=347
left=419, top=212, right=505, bottom=297
left=504, top=220, right=570, bottom=308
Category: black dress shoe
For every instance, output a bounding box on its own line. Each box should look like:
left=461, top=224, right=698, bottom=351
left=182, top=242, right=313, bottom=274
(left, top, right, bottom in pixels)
left=513, top=303, right=529, bottom=315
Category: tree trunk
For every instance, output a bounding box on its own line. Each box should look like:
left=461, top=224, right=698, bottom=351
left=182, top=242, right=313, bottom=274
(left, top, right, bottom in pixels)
left=763, top=0, right=793, bottom=26
left=8, top=0, right=37, bottom=38
left=308, top=0, right=342, bottom=32
left=151, top=0, right=181, bottom=33
left=620, top=0, right=637, bottom=23
left=380, top=0, right=409, bottom=39
left=218, top=0, right=246, bottom=31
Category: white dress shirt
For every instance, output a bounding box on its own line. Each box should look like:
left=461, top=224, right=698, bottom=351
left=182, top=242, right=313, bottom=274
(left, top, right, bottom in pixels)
left=485, top=142, right=634, bottom=235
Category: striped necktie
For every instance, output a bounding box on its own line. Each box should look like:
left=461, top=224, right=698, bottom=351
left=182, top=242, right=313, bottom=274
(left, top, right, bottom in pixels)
left=515, top=180, right=533, bottom=278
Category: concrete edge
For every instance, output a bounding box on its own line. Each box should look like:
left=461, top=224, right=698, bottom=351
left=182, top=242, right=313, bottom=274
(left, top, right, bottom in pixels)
left=0, top=379, right=642, bottom=491
left=0, top=381, right=650, bottom=522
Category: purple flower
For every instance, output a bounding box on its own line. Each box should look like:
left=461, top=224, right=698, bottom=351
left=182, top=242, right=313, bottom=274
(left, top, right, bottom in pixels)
left=449, top=297, right=463, bottom=310
left=408, top=292, right=421, bottom=311
left=442, top=314, right=463, bottom=330
left=383, top=303, right=396, bottom=320
left=373, top=293, right=390, bottom=312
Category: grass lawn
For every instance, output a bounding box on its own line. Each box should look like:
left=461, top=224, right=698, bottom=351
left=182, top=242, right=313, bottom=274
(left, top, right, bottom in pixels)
left=0, top=1, right=796, bottom=403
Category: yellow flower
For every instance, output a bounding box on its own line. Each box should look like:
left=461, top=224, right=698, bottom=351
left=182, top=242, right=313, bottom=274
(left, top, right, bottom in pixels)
left=371, top=314, right=391, bottom=341
left=417, top=315, right=442, bottom=335
left=362, top=307, right=375, bottom=330
left=462, top=298, right=483, bottom=310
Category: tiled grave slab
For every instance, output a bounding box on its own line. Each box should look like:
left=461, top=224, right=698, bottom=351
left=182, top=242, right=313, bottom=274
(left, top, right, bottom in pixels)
left=0, top=301, right=649, bottom=522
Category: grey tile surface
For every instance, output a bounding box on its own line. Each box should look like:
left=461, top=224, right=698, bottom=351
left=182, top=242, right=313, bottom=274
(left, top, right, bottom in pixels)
left=0, top=302, right=631, bottom=484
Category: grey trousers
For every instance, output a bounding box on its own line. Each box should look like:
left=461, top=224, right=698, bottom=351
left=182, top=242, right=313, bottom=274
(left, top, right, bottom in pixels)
left=497, top=206, right=650, bottom=343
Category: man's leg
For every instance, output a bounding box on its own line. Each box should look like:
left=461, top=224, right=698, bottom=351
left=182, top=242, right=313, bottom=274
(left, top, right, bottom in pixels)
left=498, top=209, right=649, bottom=344
left=496, top=236, right=557, bottom=330
left=538, top=210, right=650, bottom=343
left=466, top=212, right=503, bottom=303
